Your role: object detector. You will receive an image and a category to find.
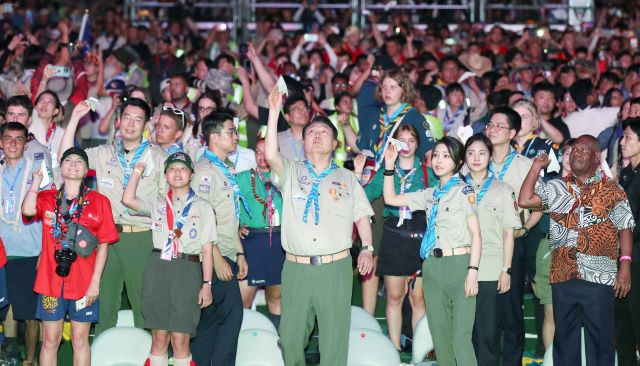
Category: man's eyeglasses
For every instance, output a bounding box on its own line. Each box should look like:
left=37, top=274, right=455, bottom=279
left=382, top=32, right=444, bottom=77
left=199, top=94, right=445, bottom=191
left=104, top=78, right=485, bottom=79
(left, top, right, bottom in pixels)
left=485, top=123, right=511, bottom=131
left=218, top=128, right=239, bottom=137
left=163, top=105, right=185, bottom=129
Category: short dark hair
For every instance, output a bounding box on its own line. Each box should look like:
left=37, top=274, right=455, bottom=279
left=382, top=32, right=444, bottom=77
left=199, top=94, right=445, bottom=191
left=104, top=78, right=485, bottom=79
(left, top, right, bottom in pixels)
left=302, top=116, right=338, bottom=140
left=331, top=73, right=348, bottom=84
left=420, top=85, right=443, bottom=111
left=490, top=106, right=521, bottom=133
left=433, top=136, right=465, bottom=172
left=202, top=111, right=234, bottom=143
left=283, top=96, right=308, bottom=114
left=121, top=97, right=151, bottom=122
left=629, top=97, right=640, bottom=106
left=6, top=95, right=34, bottom=115
left=445, top=82, right=465, bottom=97
left=569, top=79, right=594, bottom=109
left=1, top=122, right=28, bottom=138
left=334, top=92, right=352, bottom=106
left=439, top=55, right=460, bottom=70
left=622, top=117, right=640, bottom=138
left=465, top=134, right=493, bottom=156
left=487, top=90, right=512, bottom=109
left=213, top=53, right=235, bottom=69
left=170, top=73, right=189, bottom=85
left=531, top=81, right=555, bottom=99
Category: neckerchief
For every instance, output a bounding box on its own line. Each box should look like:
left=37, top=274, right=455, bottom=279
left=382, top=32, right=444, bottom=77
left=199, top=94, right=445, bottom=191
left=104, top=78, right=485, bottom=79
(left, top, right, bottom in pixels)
left=45, top=121, right=57, bottom=143
left=395, top=164, right=417, bottom=227
left=202, top=150, right=250, bottom=219
left=490, top=149, right=517, bottom=181
left=302, top=160, right=338, bottom=225
left=466, top=174, right=494, bottom=204
left=165, top=141, right=184, bottom=155
left=373, top=103, right=411, bottom=169
left=251, top=169, right=278, bottom=246
left=162, top=189, right=196, bottom=260
left=117, top=138, right=151, bottom=187
left=443, top=106, right=464, bottom=134
left=419, top=175, right=462, bottom=259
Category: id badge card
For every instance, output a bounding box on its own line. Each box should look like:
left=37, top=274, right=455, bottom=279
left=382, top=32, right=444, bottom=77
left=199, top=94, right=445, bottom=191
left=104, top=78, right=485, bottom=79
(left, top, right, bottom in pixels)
left=5, top=191, right=15, bottom=215
left=75, top=296, right=87, bottom=311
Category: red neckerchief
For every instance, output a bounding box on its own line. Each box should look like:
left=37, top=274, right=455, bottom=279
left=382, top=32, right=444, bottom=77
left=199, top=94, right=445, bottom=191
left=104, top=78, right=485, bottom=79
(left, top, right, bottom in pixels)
left=45, top=121, right=56, bottom=142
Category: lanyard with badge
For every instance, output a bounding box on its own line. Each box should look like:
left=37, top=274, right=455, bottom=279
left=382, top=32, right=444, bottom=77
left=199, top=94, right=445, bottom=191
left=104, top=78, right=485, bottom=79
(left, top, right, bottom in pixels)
left=466, top=174, right=494, bottom=204
left=419, top=175, right=462, bottom=259
left=2, top=160, right=25, bottom=215
left=395, top=165, right=417, bottom=227
left=202, top=150, right=250, bottom=219
left=302, top=160, right=338, bottom=225
left=162, top=189, right=196, bottom=260
left=490, top=150, right=517, bottom=181
left=117, top=138, right=151, bottom=187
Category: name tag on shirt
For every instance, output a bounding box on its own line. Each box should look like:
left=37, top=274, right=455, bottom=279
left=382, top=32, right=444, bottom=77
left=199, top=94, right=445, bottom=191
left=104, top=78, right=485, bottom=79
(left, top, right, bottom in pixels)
left=99, top=178, right=114, bottom=189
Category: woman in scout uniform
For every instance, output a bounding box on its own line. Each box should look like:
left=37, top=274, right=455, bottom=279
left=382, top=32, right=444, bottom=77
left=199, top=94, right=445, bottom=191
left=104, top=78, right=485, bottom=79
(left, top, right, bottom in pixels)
left=353, top=123, right=436, bottom=351
left=464, top=134, right=520, bottom=365
left=511, top=99, right=560, bottom=160
left=236, top=138, right=285, bottom=329
left=22, top=147, right=119, bottom=366
left=122, top=151, right=215, bottom=366
left=383, top=136, right=482, bottom=366
left=345, top=68, right=434, bottom=314
left=182, top=91, right=221, bottom=161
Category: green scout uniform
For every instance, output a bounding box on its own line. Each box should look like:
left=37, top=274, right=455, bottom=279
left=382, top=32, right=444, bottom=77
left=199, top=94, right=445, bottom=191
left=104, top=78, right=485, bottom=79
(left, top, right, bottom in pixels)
left=404, top=181, right=479, bottom=366
left=237, top=170, right=283, bottom=229
left=88, top=140, right=168, bottom=335
left=136, top=192, right=217, bottom=335
left=272, top=156, right=373, bottom=366
left=467, top=175, right=520, bottom=365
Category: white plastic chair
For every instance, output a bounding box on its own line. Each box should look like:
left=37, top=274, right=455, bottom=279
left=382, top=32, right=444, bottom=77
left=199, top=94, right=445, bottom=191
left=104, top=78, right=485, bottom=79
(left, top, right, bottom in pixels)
left=240, top=309, right=278, bottom=334
left=115, top=309, right=134, bottom=327
left=347, top=328, right=400, bottom=366
left=91, top=326, right=152, bottom=366
left=412, top=315, right=434, bottom=364
left=542, top=328, right=618, bottom=365
left=235, top=328, right=284, bottom=366
left=350, top=306, right=382, bottom=333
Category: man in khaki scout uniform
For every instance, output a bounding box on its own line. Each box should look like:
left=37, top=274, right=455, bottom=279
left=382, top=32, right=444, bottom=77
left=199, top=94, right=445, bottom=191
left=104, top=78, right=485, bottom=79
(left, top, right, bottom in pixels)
left=189, top=111, right=248, bottom=366
left=59, top=98, right=168, bottom=335
left=485, top=106, right=537, bottom=366
left=265, top=87, right=375, bottom=365
left=122, top=151, right=215, bottom=366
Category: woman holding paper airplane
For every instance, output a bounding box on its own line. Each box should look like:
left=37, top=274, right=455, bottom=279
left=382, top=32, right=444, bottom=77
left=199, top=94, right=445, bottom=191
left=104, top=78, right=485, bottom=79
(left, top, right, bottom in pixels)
left=354, top=124, right=436, bottom=351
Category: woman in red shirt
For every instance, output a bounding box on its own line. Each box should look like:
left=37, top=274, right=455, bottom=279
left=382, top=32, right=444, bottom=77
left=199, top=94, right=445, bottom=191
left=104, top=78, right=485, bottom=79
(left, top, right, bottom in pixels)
left=22, top=147, right=119, bottom=366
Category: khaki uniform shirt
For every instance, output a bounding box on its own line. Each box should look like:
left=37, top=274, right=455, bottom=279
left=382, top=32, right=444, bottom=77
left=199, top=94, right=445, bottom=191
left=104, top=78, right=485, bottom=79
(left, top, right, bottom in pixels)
left=491, top=153, right=532, bottom=225
left=272, top=156, right=373, bottom=256
left=404, top=181, right=477, bottom=251
left=137, top=192, right=217, bottom=256
left=192, top=156, right=240, bottom=260
left=468, top=176, right=521, bottom=281
left=86, top=142, right=167, bottom=227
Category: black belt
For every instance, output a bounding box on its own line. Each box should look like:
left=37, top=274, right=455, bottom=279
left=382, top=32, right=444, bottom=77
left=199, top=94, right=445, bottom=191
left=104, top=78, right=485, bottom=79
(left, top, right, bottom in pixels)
left=246, top=226, right=281, bottom=234
left=152, top=249, right=199, bottom=263
left=384, top=225, right=424, bottom=239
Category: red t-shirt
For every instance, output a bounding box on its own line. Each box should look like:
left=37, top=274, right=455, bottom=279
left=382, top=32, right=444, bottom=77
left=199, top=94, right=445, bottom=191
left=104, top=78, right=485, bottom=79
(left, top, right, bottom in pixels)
left=31, top=190, right=119, bottom=299
left=0, top=238, right=6, bottom=268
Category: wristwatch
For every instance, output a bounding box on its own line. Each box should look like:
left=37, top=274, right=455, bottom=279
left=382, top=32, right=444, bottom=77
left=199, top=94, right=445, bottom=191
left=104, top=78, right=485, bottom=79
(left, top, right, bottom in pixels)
left=203, top=280, right=212, bottom=285
left=502, top=267, right=512, bottom=275
left=362, top=245, right=374, bottom=252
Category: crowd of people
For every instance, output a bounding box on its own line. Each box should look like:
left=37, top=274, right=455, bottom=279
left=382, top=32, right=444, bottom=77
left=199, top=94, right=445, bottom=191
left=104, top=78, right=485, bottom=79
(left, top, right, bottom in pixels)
left=1, top=1, right=640, bottom=366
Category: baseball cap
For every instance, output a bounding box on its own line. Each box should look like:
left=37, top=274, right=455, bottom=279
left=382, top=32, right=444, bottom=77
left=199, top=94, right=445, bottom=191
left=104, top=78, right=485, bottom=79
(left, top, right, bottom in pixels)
left=164, top=151, right=194, bottom=172
left=60, top=147, right=89, bottom=167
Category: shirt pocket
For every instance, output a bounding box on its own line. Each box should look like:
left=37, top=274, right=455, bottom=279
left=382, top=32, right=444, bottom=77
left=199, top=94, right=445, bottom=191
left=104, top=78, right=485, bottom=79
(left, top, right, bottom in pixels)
left=329, top=188, right=354, bottom=217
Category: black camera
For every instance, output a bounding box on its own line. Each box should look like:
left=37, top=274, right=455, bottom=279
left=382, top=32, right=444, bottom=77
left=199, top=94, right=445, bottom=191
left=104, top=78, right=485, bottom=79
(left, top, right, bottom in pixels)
left=54, top=248, right=77, bottom=277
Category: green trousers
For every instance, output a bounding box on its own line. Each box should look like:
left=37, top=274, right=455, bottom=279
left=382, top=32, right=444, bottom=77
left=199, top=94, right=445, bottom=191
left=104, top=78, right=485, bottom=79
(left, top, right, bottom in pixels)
left=279, top=256, right=352, bottom=366
left=95, top=231, right=153, bottom=335
left=423, top=253, right=477, bottom=366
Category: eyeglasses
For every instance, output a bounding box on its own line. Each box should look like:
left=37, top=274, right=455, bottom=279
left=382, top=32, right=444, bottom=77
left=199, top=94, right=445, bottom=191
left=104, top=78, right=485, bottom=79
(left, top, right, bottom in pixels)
left=198, top=106, right=215, bottom=114
left=334, top=83, right=348, bottom=88
left=121, top=114, right=145, bottom=125
left=219, top=128, right=239, bottom=137
left=163, top=105, right=185, bottom=129
left=485, top=122, right=511, bottom=131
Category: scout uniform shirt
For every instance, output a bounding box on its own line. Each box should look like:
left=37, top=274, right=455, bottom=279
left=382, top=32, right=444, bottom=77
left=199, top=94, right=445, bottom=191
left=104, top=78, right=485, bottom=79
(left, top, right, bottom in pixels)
left=136, top=192, right=217, bottom=255
left=192, top=156, right=241, bottom=259
left=86, top=141, right=167, bottom=227
left=468, top=176, right=521, bottom=281
left=491, top=150, right=532, bottom=225
left=272, top=157, right=374, bottom=256
left=403, top=181, right=478, bottom=251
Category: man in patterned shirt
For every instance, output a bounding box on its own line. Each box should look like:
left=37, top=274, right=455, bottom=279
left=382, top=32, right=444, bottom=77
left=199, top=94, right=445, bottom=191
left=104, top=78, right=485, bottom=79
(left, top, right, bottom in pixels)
left=519, top=135, right=635, bottom=365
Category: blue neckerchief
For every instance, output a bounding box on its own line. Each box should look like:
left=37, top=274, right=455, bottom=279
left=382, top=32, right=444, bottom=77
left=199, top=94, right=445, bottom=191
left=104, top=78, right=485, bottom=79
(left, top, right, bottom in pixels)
left=374, top=103, right=408, bottom=169
left=165, top=141, right=184, bottom=155
left=419, top=175, right=462, bottom=259
left=202, top=150, right=250, bottom=219
left=302, top=160, right=338, bottom=225
left=466, top=174, right=493, bottom=204
left=490, top=150, right=517, bottom=181
left=443, top=105, right=464, bottom=134
left=117, top=138, right=151, bottom=187
left=2, top=159, right=25, bottom=193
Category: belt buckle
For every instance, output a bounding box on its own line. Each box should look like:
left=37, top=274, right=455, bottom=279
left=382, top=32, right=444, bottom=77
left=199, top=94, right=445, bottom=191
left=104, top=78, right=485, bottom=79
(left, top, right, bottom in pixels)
left=433, top=248, right=443, bottom=258
left=309, top=256, right=322, bottom=266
